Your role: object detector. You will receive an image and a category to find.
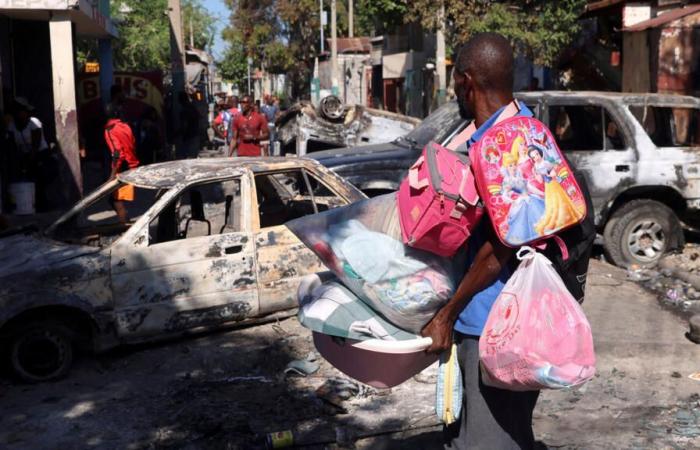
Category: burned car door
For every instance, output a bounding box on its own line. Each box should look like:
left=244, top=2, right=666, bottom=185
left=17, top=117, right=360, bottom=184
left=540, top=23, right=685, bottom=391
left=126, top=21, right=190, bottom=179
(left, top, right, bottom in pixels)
left=110, top=176, right=258, bottom=339
left=252, top=169, right=345, bottom=314
left=546, top=101, right=636, bottom=220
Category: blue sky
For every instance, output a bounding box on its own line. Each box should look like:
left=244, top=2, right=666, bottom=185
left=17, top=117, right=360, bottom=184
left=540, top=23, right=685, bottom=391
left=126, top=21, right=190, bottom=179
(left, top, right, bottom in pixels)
left=202, top=0, right=230, bottom=58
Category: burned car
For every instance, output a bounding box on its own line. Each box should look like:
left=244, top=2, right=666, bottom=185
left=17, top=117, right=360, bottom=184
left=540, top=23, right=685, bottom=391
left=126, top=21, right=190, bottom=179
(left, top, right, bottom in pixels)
left=276, top=95, right=421, bottom=155
left=0, top=158, right=365, bottom=382
left=312, top=91, right=700, bottom=268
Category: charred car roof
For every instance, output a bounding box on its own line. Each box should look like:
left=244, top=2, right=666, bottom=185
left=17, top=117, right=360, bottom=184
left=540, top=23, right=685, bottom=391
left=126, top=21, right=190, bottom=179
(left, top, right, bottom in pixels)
left=118, top=157, right=331, bottom=189
left=518, top=90, right=700, bottom=107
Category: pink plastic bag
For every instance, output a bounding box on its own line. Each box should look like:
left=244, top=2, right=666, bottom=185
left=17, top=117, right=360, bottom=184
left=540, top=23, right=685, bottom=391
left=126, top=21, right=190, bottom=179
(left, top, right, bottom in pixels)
left=479, top=247, right=596, bottom=391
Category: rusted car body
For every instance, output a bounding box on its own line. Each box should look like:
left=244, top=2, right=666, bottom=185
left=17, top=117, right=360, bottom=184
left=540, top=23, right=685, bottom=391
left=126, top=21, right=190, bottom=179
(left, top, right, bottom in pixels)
left=0, top=158, right=365, bottom=381
left=276, top=98, right=421, bottom=155
left=313, top=91, right=700, bottom=267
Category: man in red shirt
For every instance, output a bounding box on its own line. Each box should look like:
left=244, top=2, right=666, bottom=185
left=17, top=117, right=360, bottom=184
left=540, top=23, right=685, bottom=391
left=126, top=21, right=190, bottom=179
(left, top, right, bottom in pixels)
left=229, top=95, right=269, bottom=157
left=104, top=104, right=140, bottom=223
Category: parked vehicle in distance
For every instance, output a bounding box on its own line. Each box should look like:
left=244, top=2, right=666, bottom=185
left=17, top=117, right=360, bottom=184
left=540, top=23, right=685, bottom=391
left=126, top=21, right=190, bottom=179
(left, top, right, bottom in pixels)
left=312, top=91, right=700, bottom=268
left=0, top=158, right=366, bottom=382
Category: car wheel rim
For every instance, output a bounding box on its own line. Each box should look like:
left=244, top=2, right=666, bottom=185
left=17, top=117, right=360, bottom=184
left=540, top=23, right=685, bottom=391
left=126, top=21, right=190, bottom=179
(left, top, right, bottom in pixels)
left=626, top=219, right=665, bottom=263
left=16, top=330, right=68, bottom=379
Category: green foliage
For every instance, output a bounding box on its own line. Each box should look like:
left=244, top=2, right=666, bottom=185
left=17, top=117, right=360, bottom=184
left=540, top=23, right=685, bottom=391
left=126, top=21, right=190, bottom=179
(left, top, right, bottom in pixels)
left=217, top=39, right=248, bottom=87
left=409, top=0, right=587, bottom=67
left=111, top=0, right=170, bottom=71
left=110, top=0, right=216, bottom=72
left=222, top=0, right=318, bottom=95
left=355, top=0, right=407, bottom=36
left=182, top=0, right=217, bottom=50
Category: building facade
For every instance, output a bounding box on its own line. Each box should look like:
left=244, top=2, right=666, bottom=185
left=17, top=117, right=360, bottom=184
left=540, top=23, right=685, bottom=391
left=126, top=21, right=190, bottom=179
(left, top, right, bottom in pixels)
left=0, top=0, right=117, bottom=204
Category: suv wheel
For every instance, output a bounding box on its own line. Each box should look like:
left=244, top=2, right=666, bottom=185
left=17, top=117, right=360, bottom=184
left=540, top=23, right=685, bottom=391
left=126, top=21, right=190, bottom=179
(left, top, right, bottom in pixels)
left=9, top=320, right=74, bottom=382
left=603, top=199, right=683, bottom=268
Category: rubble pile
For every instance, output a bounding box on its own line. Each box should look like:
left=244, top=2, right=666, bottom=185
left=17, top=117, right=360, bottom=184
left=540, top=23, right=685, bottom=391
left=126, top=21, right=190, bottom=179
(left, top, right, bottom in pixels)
left=624, top=245, right=700, bottom=314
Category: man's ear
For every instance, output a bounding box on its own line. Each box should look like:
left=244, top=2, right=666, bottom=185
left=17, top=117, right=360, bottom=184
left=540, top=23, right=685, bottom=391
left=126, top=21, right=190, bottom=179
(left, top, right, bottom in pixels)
left=464, top=71, right=474, bottom=93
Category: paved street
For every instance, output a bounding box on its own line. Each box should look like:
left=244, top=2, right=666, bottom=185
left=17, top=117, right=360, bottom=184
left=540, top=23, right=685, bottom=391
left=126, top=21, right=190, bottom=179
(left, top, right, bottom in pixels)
left=0, top=259, right=698, bottom=449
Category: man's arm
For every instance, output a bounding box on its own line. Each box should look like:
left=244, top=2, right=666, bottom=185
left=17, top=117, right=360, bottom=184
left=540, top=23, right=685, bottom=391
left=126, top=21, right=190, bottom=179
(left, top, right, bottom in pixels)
left=259, top=117, right=270, bottom=141
left=422, top=228, right=514, bottom=354
left=228, top=126, right=238, bottom=157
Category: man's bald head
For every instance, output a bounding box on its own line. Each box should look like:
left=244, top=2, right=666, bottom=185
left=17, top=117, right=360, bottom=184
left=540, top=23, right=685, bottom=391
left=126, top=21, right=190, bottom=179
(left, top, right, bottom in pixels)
left=456, top=33, right=514, bottom=91
left=453, top=33, right=515, bottom=121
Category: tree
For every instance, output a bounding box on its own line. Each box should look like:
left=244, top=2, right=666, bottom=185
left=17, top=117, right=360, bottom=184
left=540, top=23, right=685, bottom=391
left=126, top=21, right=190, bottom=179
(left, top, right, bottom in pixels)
left=182, top=0, right=217, bottom=50
left=355, top=0, right=407, bottom=36
left=217, top=39, right=248, bottom=87
left=111, top=0, right=170, bottom=71
left=408, top=0, right=587, bottom=67
left=110, top=0, right=215, bottom=72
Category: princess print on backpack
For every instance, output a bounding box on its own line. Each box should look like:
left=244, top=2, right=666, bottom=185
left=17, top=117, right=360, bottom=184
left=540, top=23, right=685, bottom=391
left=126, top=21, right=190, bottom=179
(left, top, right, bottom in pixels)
left=471, top=116, right=587, bottom=247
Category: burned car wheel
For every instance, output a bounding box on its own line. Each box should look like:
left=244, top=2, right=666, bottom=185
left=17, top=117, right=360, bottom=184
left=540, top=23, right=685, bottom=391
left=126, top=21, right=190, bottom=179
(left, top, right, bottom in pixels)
left=9, top=320, right=74, bottom=383
left=604, top=200, right=683, bottom=268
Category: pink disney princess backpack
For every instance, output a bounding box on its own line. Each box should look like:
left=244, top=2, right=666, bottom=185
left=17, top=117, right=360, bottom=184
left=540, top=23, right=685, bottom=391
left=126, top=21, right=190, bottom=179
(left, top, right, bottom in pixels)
left=469, top=116, right=587, bottom=249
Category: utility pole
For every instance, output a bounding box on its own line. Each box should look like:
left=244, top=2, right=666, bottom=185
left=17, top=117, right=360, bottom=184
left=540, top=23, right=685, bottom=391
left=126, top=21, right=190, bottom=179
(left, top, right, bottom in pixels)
left=247, top=56, right=253, bottom=95
left=168, top=0, right=186, bottom=159
left=436, top=2, right=447, bottom=106
left=320, top=0, right=325, bottom=54
left=348, top=0, right=353, bottom=38
left=331, top=0, right=339, bottom=96
left=189, top=15, right=194, bottom=48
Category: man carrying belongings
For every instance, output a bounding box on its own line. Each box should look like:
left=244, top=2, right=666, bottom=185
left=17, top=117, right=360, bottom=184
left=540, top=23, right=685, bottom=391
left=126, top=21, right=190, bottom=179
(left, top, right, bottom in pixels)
left=421, top=33, right=595, bottom=450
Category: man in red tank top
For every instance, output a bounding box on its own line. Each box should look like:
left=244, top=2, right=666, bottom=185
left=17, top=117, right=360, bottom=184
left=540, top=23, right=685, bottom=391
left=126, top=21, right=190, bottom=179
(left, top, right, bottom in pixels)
left=228, top=95, right=269, bottom=157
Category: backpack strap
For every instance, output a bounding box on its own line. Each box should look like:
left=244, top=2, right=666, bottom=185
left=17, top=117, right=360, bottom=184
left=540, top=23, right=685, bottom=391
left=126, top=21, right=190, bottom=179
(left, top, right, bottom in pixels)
left=446, top=100, right=521, bottom=150
left=535, top=235, right=569, bottom=261
left=408, top=155, right=430, bottom=190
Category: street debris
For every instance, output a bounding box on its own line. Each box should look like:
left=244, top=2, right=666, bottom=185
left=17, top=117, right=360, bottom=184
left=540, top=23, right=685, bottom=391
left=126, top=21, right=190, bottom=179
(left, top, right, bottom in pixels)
left=621, top=249, right=700, bottom=316
left=689, top=373, right=700, bottom=382
left=284, top=352, right=320, bottom=377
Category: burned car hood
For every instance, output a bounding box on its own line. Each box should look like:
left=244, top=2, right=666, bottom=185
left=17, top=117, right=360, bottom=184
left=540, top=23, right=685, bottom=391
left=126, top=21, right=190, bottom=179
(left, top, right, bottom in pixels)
left=0, top=233, right=101, bottom=279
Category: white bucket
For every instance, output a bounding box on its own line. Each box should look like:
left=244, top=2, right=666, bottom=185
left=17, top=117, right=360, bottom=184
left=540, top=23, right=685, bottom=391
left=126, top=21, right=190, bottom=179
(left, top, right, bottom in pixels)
left=9, top=182, right=35, bottom=215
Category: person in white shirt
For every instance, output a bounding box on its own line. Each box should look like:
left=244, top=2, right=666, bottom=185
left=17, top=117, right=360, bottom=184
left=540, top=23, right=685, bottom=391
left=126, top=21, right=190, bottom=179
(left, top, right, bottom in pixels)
left=9, top=97, right=53, bottom=210
left=9, top=97, right=49, bottom=155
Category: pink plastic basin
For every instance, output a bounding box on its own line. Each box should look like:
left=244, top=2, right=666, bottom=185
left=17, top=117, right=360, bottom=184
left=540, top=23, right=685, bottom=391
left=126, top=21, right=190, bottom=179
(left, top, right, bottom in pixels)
left=313, top=332, right=438, bottom=388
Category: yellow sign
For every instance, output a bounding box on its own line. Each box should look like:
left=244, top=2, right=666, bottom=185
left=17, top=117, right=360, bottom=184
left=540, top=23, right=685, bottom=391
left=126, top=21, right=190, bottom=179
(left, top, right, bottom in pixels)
left=85, top=62, right=100, bottom=73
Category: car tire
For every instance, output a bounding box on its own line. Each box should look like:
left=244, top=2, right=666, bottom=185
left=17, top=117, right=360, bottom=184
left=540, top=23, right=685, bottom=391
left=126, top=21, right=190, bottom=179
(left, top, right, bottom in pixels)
left=9, top=320, right=74, bottom=383
left=603, top=199, right=683, bottom=268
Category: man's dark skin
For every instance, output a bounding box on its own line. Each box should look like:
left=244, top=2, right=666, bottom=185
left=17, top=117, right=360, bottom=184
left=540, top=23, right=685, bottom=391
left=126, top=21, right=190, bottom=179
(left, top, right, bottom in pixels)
left=421, top=37, right=518, bottom=354
left=229, top=95, right=270, bottom=157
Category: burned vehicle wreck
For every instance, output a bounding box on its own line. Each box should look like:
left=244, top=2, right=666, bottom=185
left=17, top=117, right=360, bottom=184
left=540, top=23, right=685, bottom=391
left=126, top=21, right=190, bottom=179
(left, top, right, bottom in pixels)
left=276, top=95, right=421, bottom=155
left=312, top=91, right=700, bottom=268
left=0, top=158, right=365, bottom=382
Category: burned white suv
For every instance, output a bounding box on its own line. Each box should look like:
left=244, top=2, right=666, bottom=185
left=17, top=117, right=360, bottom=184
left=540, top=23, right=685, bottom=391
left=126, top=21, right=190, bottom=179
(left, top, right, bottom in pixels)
left=315, top=91, right=700, bottom=268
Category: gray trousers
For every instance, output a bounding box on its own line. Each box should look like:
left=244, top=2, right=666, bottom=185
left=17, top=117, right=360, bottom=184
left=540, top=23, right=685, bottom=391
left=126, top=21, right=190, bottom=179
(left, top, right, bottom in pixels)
left=444, top=333, right=540, bottom=450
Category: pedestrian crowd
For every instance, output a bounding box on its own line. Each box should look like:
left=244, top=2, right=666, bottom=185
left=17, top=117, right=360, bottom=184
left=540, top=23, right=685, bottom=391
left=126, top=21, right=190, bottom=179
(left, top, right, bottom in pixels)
left=214, top=93, right=281, bottom=157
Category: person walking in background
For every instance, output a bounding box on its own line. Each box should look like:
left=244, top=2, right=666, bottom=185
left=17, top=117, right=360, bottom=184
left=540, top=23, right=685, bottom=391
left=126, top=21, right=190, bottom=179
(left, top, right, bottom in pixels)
left=178, top=91, right=201, bottom=159
left=104, top=103, right=139, bottom=224
left=261, top=94, right=280, bottom=155
left=8, top=97, right=52, bottom=211
left=213, top=97, right=240, bottom=147
left=136, top=107, right=162, bottom=165
left=229, top=95, right=269, bottom=157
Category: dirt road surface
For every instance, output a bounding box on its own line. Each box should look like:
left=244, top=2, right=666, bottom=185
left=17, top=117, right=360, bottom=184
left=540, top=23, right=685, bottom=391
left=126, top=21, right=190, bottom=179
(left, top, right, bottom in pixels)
left=1, top=259, right=699, bottom=449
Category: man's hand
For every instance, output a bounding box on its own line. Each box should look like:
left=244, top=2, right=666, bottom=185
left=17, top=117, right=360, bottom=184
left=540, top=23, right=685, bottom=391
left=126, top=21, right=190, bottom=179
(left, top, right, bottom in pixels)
left=422, top=308, right=455, bottom=354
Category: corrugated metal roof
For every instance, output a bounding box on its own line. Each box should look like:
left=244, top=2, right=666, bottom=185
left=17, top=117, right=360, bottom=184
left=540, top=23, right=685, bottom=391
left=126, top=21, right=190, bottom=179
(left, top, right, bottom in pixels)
left=325, top=37, right=371, bottom=53
left=622, top=4, right=700, bottom=31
